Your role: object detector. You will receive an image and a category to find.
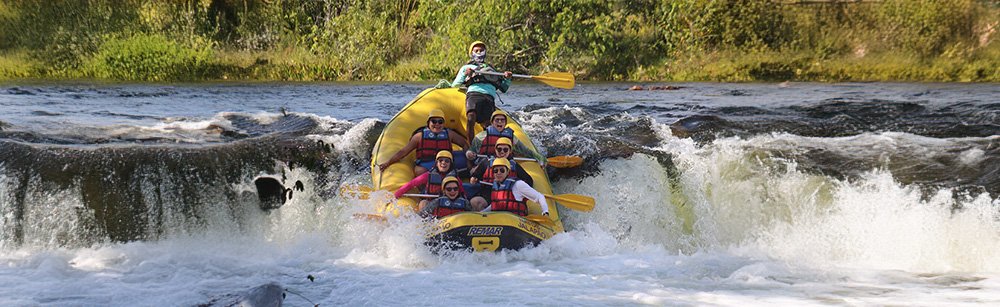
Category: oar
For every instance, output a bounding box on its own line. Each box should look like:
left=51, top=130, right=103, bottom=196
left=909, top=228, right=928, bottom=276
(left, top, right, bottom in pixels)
left=543, top=194, right=595, bottom=212
left=476, top=155, right=583, bottom=168
left=477, top=71, right=575, bottom=90
left=339, top=184, right=374, bottom=199
left=543, top=156, right=582, bottom=168
left=525, top=214, right=555, bottom=227
left=402, top=193, right=438, bottom=198
left=478, top=181, right=595, bottom=212
left=340, top=183, right=441, bottom=201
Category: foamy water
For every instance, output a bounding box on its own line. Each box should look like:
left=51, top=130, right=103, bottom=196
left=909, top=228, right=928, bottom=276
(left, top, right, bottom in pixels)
left=1, top=83, right=998, bottom=305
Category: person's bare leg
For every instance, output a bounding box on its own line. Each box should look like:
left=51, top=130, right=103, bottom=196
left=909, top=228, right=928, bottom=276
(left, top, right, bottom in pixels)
left=414, top=165, right=429, bottom=176
left=466, top=111, right=476, bottom=145
left=470, top=196, right=488, bottom=211
left=417, top=200, right=430, bottom=217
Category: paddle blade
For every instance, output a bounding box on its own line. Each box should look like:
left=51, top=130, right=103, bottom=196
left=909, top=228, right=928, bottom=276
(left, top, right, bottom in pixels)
left=545, top=194, right=595, bottom=212
left=546, top=155, right=583, bottom=168
left=339, top=184, right=374, bottom=199
left=525, top=214, right=555, bottom=227
left=531, top=72, right=575, bottom=89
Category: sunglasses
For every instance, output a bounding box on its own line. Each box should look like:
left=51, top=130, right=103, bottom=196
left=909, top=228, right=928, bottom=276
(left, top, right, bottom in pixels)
left=495, top=147, right=510, bottom=153
left=444, top=186, right=460, bottom=192
left=492, top=167, right=508, bottom=173
left=429, top=118, right=444, bottom=124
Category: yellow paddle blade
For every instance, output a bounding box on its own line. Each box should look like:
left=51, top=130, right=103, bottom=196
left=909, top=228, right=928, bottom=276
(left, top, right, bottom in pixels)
left=544, top=194, right=595, bottom=212
left=339, top=184, right=374, bottom=200
left=525, top=214, right=555, bottom=227
left=531, top=72, right=575, bottom=89
left=546, top=155, right=583, bottom=168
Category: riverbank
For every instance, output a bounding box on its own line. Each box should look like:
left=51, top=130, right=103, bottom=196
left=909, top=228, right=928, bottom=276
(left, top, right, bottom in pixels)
left=3, top=46, right=997, bottom=83
left=1, top=0, right=997, bottom=82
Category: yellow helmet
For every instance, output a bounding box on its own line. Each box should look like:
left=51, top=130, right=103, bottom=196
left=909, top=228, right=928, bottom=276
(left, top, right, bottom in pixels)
left=491, top=157, right=511, bottom=169
left=490, top=110, right=507, bottom=121
left=435, top=150, right=453, bottom=160
left=495, top=137, right=513, bottom=148
left=428, top=109, right=445, bottom=120
left=468, top=41, right=486, bottom=55
left=441, top=176, right=460, bottom=188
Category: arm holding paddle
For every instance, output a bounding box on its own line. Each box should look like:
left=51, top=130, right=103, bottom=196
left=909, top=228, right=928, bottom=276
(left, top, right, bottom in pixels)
left=512, top=180, right=549, bottom=216
left=453, top=65, right=512, bottom=88
left=393, top=172, right=429, bottom=199
left=475, top=70, right=575, bottom=90
left=512, top=140, right=546, bottom=166
left=474, top=154, right=582, bottom=169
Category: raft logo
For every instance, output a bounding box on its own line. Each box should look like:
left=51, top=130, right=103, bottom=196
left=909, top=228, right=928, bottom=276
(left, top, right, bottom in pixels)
left=468, top=226, right=503, bottom=236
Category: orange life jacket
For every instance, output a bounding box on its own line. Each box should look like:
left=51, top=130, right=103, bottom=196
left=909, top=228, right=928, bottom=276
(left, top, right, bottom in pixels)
left=479, top=126, right=514, bottom=156
left=482, top=158, right=518, bottom=183
left=432, top=197, right=469, bottom=218
left=417, top=128, right=451, bottom=161
left=424, top=168, right=457, bottom=195
left=490, top=178, right=528, bottom=216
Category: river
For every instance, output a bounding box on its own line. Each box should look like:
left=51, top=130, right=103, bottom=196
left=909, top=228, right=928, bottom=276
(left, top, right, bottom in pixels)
left=1, top=82, right=998, bottom=305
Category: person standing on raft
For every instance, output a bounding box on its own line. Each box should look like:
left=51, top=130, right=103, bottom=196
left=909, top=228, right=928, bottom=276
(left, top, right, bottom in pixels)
left=452, top=41, right=512, bottom=145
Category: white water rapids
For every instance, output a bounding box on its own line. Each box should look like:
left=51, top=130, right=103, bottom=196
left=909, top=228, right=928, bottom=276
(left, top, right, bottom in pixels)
left=2, top=116, right=998, bottom=306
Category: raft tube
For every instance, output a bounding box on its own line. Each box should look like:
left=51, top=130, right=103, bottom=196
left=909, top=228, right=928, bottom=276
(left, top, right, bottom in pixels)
left=370, top=88, right=563, bottom=251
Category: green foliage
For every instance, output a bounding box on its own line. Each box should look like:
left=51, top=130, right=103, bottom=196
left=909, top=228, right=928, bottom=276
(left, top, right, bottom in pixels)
left=89, top=33, right=216, bottom=81
left=0, top=0, right=995, bottom=82
left=1, top=0, right=145, bottom=73
left=667, top=0, right=791, bottom=53
left=0, top=50, right=36, bottom=80
left=874, top=0, right=975, bottom=57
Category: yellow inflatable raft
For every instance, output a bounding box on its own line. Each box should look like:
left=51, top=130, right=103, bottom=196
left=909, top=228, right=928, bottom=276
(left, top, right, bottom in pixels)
left=370, top=88, right=563, bottom=251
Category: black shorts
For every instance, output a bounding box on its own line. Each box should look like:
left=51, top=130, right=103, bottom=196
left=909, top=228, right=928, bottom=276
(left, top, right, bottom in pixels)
left=465, top=92, right=495, bottom=125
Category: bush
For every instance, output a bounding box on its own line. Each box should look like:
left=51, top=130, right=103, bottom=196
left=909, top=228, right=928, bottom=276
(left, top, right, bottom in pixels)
left=89, top=33, right=215, bottom=81
left=873, top=0, right=975, bottom=57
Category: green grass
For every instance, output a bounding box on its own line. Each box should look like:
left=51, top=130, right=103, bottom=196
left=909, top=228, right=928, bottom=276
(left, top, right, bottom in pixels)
left=0, top=0, right=996, bottom=83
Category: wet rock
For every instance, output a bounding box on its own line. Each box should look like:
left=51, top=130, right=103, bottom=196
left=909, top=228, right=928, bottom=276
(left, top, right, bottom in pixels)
left=0, top=136, right=334, bottom=245
left=7, top=87, right=35, bottom=95
left=628, top=85, right=683, bottom=91
left=199, top=282, right=285, bottom=307
left=254, top=176, right=290, bottom=210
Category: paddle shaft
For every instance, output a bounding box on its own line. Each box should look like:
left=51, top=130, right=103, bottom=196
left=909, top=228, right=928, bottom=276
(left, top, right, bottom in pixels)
left=403, top=193, right=438, bottom=198
left=476, top=70, right=531, bottom=79
left=475, top=155, right=582, bottom=169
left=476, top=154, right=537, bottom=163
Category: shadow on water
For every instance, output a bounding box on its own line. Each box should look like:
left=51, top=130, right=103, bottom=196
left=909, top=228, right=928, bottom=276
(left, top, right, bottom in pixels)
left=667, top=98, right=1000, bottom=197
left=671, top=98, right=1000, bottom=142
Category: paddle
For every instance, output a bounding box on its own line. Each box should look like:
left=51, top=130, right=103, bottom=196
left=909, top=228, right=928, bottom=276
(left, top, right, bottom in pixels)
left=477, top=181, right=594, bottom=212
left=477, top=71, right=575, bottom=90
left=543, top=194, right=595, bottom=212
left=525, top=214, right=555, bottom=227
left=339, top=184, right=376, bottom=200
left=476, top=155, right=583, bottom=168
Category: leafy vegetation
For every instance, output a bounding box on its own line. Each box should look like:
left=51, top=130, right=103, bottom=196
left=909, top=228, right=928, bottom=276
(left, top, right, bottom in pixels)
left=0, top=0, right=996, bottom=82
